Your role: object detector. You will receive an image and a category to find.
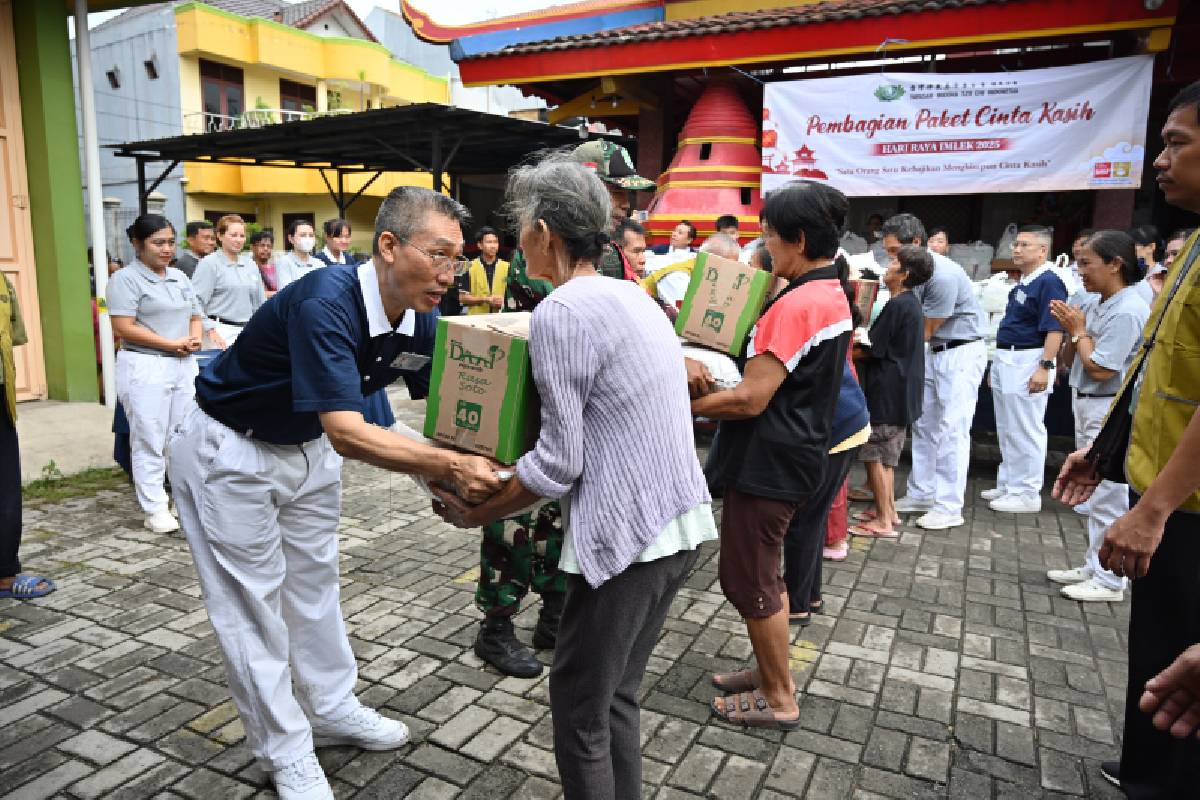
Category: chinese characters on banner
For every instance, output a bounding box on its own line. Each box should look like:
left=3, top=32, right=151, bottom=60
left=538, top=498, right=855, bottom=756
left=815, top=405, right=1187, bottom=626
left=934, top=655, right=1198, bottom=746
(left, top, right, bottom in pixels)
left=762, top=56, right=1154, bottom=196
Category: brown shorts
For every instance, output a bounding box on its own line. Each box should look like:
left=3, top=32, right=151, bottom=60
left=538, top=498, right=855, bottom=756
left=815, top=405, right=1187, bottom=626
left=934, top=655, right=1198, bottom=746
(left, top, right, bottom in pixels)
left=860, top=424, right=906, bottom=467
left=718, top=487, right=800, bottom=619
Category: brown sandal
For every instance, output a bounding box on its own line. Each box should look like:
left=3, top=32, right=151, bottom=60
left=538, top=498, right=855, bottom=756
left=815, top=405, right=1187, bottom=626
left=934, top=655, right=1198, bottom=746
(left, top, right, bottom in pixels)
left=710, top=689, right=801, bottom=730
left=711, top=668, right=759, bottom=693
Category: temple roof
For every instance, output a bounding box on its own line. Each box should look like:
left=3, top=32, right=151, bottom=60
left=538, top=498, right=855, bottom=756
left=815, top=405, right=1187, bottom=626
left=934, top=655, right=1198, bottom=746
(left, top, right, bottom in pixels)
left=461, top=0, right=1016, bottom=60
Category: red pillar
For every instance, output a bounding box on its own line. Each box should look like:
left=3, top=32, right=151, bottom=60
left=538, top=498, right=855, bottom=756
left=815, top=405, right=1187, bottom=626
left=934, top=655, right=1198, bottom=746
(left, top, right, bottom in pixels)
left=636, top=103, right=666, bottom=211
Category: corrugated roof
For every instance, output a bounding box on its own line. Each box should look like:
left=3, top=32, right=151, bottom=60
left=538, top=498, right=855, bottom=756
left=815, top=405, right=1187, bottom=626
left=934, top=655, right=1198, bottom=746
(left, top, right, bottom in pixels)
left=463, top=0, right=1016, bottom=60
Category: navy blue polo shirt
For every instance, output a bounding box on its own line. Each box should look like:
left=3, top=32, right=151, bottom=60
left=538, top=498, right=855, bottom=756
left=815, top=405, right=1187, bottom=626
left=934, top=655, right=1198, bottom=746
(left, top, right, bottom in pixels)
left=996, top=266, right=1067, bottom=349
left=195, top=262, right=436, bottom=445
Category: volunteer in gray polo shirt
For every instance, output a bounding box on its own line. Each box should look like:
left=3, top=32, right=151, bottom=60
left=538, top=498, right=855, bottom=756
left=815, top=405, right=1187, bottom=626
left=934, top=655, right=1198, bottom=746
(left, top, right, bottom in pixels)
left=106, top=214, right=204, bottom=534
left=1048, top=230, right=1149, bottom=603
left=883, top=214, right=988, bottom=530
left=275, top=218, right=322, bottom=290
left=191, top=214, right=266, bottom=349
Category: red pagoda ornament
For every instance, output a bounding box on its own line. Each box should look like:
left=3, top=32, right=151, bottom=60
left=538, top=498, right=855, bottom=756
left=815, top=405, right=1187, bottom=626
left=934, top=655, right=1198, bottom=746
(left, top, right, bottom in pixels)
left=644, top=81, right=762, bottom=247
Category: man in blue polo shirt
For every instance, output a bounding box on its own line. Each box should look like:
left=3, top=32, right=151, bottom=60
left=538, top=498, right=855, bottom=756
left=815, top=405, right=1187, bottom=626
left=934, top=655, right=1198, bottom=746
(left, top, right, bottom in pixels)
left=988, top=225, right=1067, bottom=514
left=166, top=187, right=502, bottom=800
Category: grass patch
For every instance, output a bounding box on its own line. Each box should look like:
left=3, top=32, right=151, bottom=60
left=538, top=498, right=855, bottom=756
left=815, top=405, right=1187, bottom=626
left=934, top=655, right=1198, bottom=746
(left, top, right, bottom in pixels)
left=23, top=464, right=130, bottom=503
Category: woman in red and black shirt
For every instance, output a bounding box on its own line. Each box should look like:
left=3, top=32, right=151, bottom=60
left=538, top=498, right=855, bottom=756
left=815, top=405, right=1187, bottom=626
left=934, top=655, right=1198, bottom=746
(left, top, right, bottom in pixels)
left=693, top=180, right=854, bottom=729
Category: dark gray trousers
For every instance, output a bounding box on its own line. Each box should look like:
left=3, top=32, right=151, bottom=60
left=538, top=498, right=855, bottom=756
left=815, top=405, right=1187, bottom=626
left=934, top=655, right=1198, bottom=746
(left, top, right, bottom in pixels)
left=550, top=548, right=698, bottom=800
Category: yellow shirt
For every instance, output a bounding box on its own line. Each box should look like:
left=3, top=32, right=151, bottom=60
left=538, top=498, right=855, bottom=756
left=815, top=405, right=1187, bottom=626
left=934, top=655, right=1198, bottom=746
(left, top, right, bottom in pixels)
left=466, top=257, right=510, bottom=315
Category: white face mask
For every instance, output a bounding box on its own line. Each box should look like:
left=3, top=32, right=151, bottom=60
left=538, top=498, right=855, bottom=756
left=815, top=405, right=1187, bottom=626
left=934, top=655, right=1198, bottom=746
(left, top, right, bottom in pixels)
left=295, top=236, right=316, bottom=254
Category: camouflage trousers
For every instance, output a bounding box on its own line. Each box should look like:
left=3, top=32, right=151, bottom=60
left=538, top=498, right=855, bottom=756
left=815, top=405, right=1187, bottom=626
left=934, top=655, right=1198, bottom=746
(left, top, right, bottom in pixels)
left=476, top=501, right=566, bottom=617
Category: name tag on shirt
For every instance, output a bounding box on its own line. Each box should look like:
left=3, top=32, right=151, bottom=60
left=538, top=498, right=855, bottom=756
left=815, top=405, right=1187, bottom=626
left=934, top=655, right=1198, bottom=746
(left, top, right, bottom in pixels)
left=390, top=352, right=430, bottom=371
left=1014, top=288, right=1027, bottom=305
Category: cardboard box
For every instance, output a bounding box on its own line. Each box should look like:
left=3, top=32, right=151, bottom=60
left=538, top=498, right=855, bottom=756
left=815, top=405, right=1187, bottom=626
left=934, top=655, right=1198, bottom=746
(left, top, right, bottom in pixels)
left=849, top=279, right=879, bottom=324
left=424, top=312, right=538, bottom=465
left=674, top=252, right=777, bottom=356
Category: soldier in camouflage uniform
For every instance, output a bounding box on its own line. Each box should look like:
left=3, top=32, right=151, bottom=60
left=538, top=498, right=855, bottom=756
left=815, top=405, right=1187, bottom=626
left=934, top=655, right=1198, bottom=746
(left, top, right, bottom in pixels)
left=472, top=140, right=656, bottom=678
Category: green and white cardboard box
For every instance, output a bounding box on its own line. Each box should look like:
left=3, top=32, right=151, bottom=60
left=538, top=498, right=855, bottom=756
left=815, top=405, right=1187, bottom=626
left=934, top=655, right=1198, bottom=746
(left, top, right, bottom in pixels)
left=424, top=312, right=538, bottom=465
left=675, top=251, right=777, bottom=356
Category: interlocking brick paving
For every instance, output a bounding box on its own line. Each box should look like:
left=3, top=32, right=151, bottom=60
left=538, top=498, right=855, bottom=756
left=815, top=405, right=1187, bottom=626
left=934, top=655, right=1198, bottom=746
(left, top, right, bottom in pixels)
left=0, top=400, right=1130, bottom=798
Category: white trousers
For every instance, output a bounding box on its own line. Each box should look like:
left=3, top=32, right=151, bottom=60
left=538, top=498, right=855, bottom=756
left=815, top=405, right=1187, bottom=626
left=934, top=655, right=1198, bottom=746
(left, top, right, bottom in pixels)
left=166, top=403, right=356, bottom=770
left=1073, top=395, right=1129, bottom=591
left=905, top=339, right=987, bottom=515
left=990, top=348, right=1051, bottom=498
left=205, top=321, right=244, bottom=349
left=115, top=350, right=198, bottom=515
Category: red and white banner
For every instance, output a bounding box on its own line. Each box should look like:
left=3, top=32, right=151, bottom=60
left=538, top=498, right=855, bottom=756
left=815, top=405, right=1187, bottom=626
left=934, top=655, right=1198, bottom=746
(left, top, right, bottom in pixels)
left=762, top=56, right=1153, bottom=196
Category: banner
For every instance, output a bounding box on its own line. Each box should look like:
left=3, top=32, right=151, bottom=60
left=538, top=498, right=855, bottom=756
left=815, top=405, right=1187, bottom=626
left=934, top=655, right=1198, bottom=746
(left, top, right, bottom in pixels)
left=762, top=56, right=1153, bottom=196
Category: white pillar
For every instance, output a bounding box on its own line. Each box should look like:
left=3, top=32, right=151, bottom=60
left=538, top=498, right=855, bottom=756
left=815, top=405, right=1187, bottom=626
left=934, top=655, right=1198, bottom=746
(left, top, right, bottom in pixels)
left=316, top=79, right=328, bottom=113
left=74, top=1, right=116, bottom=408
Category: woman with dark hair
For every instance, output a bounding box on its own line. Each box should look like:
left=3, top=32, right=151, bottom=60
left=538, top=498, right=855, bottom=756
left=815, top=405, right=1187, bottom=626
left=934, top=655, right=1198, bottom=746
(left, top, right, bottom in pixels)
left=191, top=214, right=266, bottom=348
left=316, top=218, right=353, bottom=265
left=433, top=153, right=713, bottom=799
left=275, top=219, right=321, bottom=289
left=249, top=230, right=277, bottom=295
left=1129, top=224, right=1162, bottom=271
left=105, top=214, right=204, bottom=533
left=692, top=179, right=855, bottom=729
left=1048, top=230, right=1150, bottom=602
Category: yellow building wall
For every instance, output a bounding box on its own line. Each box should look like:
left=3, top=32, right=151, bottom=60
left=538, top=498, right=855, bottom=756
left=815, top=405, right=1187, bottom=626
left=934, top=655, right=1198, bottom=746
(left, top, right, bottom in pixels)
left=185, top=193, right=384, bottom=256
left=184, top=163, right=434, bottom=198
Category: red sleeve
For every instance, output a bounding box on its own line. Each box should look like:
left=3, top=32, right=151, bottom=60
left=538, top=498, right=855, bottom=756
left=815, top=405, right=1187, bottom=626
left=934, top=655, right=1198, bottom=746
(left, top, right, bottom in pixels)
left=747, top=281, right=852, bottom=371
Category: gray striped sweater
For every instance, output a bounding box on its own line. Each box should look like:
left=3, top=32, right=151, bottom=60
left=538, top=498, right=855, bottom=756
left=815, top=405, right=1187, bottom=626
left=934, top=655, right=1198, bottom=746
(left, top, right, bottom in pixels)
left=515, top=276, right=711, bottom=587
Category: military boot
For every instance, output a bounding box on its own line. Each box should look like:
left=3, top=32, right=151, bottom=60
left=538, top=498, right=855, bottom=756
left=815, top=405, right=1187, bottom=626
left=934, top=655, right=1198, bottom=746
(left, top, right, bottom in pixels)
left=532, top=592, right=565, bottom=650
left=474, top=617, right=542, bottom=678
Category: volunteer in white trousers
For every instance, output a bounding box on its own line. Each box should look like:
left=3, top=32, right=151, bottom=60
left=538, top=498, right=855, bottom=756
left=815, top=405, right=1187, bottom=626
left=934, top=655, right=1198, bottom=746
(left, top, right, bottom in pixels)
left=166, top=187, right=503, bottom=800
left=1047, top=230, right=1149, bottom=601
left=190, top=214, right=266, bottom=349
left=986, top=226, right=1068, bottom=514
left=883, top=214, right=988, bottom=530
left=105, top=214, right=203, bottom=535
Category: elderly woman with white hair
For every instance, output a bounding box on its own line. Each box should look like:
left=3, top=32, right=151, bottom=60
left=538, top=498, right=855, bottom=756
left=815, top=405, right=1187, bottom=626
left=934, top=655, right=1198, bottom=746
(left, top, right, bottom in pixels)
left=434, top=152, right=715, bottom=800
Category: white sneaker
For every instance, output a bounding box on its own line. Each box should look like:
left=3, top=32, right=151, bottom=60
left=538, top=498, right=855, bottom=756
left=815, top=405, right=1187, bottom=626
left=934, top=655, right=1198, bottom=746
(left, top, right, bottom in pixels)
left=311, top=705, right=409, bottom=751
left=980, top=487, right=1006, bottom=501
left=989, top=494, right=1041, bottom=514
left=272, top=753, right=333, bottom=800
left=915, top=511, right=965, bottom=530
left=144, top=510, right=180, bottom=534
left=1061, top=578, right=1124, bottom=603
left=895, top=496, right=934, bottom=513
left=1046, top=567, right=1091, bottom=585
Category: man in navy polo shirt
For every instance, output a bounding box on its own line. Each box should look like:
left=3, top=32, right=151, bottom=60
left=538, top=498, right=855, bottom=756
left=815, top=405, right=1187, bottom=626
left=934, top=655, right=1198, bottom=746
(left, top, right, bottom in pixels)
left=166, top=187, right=502, bottom=800
left=988, top=225, right=1067, bottom=514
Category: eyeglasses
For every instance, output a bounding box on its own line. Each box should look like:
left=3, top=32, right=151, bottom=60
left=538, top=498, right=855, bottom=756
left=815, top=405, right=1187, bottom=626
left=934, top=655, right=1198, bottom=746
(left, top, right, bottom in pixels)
left=1012, top=241, right=1043, bottom=250
left=398, top=236, right=469, bottom=276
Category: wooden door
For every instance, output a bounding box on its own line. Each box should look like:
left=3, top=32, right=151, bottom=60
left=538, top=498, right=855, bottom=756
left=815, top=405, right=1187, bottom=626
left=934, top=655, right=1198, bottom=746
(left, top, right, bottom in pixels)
left=0, top=0, right=46, bottom=400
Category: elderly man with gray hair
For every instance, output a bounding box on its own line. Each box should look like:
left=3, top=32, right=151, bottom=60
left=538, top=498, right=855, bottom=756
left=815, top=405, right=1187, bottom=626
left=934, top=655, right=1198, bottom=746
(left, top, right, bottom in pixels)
left=167, top=187, right=503, bottom=800
left=434, top=151, right=715, bottom=800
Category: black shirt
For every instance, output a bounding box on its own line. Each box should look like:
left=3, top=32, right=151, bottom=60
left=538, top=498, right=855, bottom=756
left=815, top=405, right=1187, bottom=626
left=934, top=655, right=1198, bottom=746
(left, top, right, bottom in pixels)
left=861, top=290, right=924, bottom=426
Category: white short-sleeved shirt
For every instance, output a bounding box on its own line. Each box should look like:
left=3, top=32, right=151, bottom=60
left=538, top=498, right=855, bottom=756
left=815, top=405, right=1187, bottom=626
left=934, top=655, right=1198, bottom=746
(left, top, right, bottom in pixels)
left=1069, top=285, right=1150, bottom=396
left=105, top=259, right=203, bottom=356
left=191, top=250, right=266, bottom=325
left=910, top=251, right=986, bottom=344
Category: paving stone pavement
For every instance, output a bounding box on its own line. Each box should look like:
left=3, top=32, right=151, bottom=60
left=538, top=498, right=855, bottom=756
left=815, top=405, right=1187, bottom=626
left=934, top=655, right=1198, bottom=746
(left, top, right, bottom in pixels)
left=1, top=400, right=1132, bottom=799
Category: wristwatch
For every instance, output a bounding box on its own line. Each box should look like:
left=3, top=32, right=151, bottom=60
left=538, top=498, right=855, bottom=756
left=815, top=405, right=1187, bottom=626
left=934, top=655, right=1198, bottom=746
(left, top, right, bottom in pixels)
left=1039, top=359, right=1056, bottom=370
left=1071, top=333, right=1090, bottom=344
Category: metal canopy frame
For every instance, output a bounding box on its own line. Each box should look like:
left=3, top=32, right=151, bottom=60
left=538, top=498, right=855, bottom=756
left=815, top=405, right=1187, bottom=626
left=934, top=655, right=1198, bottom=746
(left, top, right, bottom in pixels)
left=111, top=103, right=634, bottom=216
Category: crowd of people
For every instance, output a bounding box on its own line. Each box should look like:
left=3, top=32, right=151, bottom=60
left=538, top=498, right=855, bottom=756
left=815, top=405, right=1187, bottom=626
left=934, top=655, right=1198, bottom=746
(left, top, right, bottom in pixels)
left=2, top=81, right=1200, bottom=800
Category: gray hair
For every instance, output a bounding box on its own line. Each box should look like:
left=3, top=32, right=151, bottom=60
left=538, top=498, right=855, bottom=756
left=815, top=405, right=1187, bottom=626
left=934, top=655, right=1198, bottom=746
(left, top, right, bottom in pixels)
left=372, top=186, right=470, bottom=255
left=505, top=151, right=612, bottom=264
left=699, top=233, right=742, bottom=261
left=881, top=213, right=926, bottom=246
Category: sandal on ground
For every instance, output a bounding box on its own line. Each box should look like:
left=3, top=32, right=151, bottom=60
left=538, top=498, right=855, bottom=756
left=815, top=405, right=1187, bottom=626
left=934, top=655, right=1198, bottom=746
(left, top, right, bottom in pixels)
left=788, top=611, right=812, bottom=627
left=0, top=575, right=56, bottom=600
left=711, top=668, right=759, bottom=693
left=809, top=600, right=824, bottom=614
left=849, top=524, right=899, bottom=539
left=711, top=690, right=800, bottom=731
left=853, top=510, right=902, bottom=525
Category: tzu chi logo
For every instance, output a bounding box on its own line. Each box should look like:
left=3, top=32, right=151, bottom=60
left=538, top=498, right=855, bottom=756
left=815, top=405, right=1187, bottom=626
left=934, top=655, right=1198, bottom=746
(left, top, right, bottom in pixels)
left=874, top=84, right=905, bottom=102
